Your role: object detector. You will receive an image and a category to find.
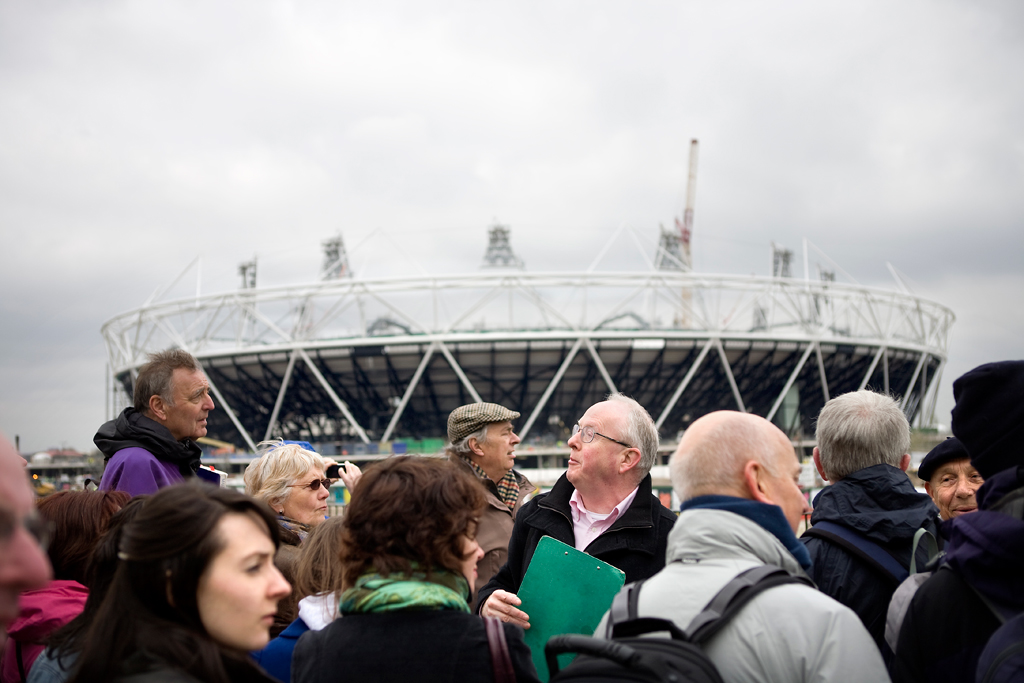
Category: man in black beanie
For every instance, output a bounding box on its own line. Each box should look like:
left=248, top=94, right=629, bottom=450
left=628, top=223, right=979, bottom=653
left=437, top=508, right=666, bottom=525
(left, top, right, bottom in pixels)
left=917, top=437, right=983, bottom=521
left=893, top=360, right=1024, bottom=683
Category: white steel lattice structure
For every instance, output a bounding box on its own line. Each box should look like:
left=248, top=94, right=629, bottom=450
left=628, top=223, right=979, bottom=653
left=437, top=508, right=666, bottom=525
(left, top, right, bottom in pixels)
left=101, top=266, right=955, bottom=452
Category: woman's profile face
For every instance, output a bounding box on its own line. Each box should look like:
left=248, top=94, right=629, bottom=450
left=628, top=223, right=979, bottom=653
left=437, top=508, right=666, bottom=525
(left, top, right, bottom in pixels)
left=196, top=513, right=290, bottom=651
left=280, top=466, right=330, bottom=527
left=459, top=534, right=484, bottom=587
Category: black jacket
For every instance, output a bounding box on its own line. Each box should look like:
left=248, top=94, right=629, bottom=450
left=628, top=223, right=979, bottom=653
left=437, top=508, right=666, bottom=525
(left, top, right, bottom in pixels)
left=476, top=473, right=677, bottom=612
left=291, top=610, right=540, bottom=683
left=892, top=466, right=1024, bottom=683
left=803, top=464, right=940, bottom=655
left=94, top=407, right=202, bottom=478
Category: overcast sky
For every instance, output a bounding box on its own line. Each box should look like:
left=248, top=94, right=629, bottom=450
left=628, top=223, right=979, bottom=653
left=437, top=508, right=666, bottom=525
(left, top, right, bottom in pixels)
left=2, top=0, right=1021, bottom=453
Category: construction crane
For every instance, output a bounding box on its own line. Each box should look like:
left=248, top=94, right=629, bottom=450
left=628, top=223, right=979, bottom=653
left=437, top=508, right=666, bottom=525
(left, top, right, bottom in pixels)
left=677, top=139, right=699, bottom=270
left=655, top=139, right=699, bottom=327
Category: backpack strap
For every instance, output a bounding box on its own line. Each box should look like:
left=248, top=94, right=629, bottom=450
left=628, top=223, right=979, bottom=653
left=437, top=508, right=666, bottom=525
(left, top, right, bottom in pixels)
left=909, top=528, right=938, bottom=575
left=803, top=520, right=908, bottom=586
left=605, top=578, right=648, bottom=638
left=484, top=616, right=516, bottom=683
left=685, top=564, right=813, bottom=644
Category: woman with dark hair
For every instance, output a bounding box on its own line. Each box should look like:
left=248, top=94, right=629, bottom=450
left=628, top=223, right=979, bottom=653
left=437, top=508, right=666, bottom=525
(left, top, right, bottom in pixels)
left=64, top=483, right=290, bottom=683
left=27, top=495, right=148, bottom=683
left=2, top=489, right=130, bottom=683
left=252, top=516, right=347, bottom=683
left=292, top=456, right=540, bottom=683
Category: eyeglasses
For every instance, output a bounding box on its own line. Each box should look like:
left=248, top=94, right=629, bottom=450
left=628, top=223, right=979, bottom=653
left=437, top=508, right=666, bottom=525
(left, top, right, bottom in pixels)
left=0, top=508, right=53, bottom=553
left=571, top=423, right=632, bottom=449
left=287, top=478, right=331, bottom=492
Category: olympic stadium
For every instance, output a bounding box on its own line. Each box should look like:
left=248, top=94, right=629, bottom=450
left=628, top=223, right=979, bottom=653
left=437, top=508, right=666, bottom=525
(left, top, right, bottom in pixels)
left=100, top=224, right=955, bottom=473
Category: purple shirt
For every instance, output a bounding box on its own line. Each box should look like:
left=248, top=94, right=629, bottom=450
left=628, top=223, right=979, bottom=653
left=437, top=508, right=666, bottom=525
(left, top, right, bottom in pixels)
left=98, top=447, right=184, bottom=497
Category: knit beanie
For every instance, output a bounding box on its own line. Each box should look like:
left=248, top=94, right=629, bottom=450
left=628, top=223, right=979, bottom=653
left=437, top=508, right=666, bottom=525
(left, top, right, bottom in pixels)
left=951, top=360, right=1024, bottom=478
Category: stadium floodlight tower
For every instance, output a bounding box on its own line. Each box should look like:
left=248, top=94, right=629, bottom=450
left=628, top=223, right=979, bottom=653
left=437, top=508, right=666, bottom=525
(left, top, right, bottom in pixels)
left=101, top=212, right=954, bottom=458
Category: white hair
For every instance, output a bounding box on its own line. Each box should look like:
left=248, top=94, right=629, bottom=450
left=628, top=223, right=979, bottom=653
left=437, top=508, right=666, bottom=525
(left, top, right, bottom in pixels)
left=444, top=424, right=490, bottom=459
left=815, top=390, right=910, bottom=481
left=606, top=393, right=659, bottom=483
left=243, top=440, right=326, bottom=510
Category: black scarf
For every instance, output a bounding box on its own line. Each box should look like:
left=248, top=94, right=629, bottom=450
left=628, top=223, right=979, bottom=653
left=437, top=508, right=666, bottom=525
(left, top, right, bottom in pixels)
left=94, top=407, right=202, bottom=478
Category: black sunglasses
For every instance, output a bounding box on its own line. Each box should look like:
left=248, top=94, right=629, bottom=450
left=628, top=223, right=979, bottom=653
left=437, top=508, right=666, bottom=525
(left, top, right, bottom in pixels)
left=287, top=478, right=331, bottom=491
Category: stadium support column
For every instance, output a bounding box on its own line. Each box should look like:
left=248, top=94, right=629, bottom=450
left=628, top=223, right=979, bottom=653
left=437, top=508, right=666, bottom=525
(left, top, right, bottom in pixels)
left=264, top=349, right=299, bottom=442
left=520, top=338, right=584, bottom=440
left=438, top=342, right=483, bottom=403
left=715, top=339, right=746, bottom=412
left=584, top=338, right=618, bottom=393
left=655, top=340, right=713, bottom=430
left=814, top=343, right=830, bottom=403
left=900, top=352, right=928, bottom=413
left=858, top=346, right=886, bottom=391
left=765, top=342, right=816, bottom=423
left=297, top=349, right=370, bottom=444
left=204, top=373, right=258, bottom=453
left=381, top=342, right=437, bottom=442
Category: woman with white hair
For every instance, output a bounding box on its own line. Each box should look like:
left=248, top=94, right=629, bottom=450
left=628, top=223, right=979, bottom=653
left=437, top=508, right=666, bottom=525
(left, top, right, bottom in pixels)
left=244, top=441, right=332, bottom=539
left=244, top=440, right=332, bottom=636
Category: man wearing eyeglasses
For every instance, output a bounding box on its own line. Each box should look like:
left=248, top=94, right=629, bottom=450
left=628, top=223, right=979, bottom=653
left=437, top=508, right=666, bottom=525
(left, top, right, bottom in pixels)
left=478, top=393, right=676, bottom=627
left=0, top=432, right=52, bottom=633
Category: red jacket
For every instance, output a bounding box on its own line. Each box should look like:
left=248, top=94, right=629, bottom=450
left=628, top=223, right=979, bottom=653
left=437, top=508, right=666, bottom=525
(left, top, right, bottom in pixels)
left=1, top=581, right=87, bottom=683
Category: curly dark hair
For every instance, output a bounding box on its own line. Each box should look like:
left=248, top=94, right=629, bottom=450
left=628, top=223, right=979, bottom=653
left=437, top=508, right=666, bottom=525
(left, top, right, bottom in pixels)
left=339, top=456, right=487, bottom=586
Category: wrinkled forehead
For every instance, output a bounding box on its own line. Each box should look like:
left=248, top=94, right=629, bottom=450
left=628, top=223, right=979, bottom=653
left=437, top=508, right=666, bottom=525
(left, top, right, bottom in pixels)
left=930, top=457, right=977, bottom=481
left=171, top=367, right=209, bottom=391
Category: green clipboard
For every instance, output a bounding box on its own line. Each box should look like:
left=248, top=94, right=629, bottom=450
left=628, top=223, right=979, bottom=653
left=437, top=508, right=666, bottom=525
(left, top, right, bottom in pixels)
left=517, top=536, right=626, bottom=681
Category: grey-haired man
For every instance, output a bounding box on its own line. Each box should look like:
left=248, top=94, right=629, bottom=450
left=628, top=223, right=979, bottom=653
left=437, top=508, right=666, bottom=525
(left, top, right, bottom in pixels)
left=447, top=403, right=534, bottom=604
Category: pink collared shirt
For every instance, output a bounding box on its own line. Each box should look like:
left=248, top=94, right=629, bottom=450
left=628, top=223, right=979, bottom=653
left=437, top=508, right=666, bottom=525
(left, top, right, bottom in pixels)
left=568, top=485, right=640, bottom=551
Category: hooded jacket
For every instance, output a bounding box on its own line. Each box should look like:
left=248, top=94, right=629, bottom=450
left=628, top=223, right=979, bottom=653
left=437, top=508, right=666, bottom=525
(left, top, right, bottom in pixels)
left=893, top=466, right=1024, bottom=683
left=803, top=463, right=940, bottom=652
left=475, top=473, right=677, bottom=613
left=596, top=507, right=888, bottom=683
left=94, top=408, right=202, bottom=496
left=2, top=581, right=87, bottom=683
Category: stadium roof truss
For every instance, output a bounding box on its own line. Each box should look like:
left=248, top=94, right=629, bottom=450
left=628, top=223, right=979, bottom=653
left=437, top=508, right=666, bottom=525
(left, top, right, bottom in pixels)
left=102, top=271, right=955, bottom=450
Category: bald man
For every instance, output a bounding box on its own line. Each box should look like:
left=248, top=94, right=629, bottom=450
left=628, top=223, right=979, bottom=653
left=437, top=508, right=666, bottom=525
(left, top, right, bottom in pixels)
left=0, top=433, right=52, bottom=632
left=596, top=411, right=885, bottom=683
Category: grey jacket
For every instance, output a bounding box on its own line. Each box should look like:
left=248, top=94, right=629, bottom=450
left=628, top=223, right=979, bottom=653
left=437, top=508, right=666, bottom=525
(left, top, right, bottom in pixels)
left=596, top=508, right=890, bottom=683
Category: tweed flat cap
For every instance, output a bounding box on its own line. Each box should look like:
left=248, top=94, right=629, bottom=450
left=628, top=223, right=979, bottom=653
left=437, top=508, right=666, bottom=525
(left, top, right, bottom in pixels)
left=447, top=403, right=521, bottom=443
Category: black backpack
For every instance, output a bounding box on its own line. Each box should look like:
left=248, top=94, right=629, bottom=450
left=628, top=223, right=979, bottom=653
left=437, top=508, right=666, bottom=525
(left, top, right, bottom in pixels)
left=545, top=564, right=813, bottom=683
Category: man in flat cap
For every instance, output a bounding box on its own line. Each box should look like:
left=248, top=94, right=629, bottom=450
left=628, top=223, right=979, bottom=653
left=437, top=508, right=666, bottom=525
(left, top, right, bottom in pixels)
left=447, top=402, right=533, bottom=603
left=918, top=437, right=984, bottom=521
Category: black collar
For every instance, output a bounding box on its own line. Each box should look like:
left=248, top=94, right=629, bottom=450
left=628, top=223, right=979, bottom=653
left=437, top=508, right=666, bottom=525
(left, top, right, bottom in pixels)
left=541, top=473, right=655, bottom=530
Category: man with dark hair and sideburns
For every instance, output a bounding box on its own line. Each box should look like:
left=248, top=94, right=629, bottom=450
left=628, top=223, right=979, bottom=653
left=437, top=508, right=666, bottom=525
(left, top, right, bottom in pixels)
left=95, top=349, right=215, bottom=496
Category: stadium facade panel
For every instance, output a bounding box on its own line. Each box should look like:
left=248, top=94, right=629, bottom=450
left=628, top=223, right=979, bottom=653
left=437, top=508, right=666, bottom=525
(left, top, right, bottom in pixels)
left=102, top=271, right=953, bottom=452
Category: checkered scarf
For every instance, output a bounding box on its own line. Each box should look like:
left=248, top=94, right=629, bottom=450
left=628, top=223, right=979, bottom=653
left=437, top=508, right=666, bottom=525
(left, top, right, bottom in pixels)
left=462, top=457, right=520, bottom=510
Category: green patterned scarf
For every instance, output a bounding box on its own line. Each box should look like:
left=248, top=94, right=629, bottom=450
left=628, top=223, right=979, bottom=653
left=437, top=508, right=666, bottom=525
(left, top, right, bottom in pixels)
left=340, top=568, right=472, bottom=615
